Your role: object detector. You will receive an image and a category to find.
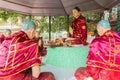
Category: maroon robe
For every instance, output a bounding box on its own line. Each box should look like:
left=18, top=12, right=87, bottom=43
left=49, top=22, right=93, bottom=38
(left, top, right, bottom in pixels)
left=0, top=31, right=55, bottom=80
left=0, top=34, right=5, bottom=45
left=70, top=15, right=87, bottom=45
left=75, top=30, right=120, bottom=80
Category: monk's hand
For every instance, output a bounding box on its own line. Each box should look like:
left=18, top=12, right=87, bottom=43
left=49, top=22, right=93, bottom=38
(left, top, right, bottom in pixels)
left=65, top=37, right=75, bottom=42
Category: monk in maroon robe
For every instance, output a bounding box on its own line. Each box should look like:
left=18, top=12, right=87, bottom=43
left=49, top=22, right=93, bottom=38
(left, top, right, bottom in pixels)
left=74, top=20, right=120, bottom=80
left=0, top=19, right=55, bottom=80
left=69, top=7, right=87, bottom=45
left=0, top=34, right=5, bottom=44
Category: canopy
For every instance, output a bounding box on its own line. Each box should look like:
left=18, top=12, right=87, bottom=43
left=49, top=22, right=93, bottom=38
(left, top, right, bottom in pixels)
left=0, top=0, right=119, bottom=16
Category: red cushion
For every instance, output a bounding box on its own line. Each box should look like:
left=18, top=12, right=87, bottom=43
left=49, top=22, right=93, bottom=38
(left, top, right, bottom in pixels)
left=39, top=72, right=55, bottom=80
left=41, top=49, right=47, bottom=56
left=74, top=67, right=90, bottom=80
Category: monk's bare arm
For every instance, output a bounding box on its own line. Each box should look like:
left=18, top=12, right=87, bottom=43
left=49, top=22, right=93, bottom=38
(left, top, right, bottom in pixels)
left=32, top=65, right=41, bottom=78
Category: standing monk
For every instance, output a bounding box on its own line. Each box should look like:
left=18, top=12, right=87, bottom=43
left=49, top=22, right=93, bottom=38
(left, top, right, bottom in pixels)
left=74, top=20, right=120, bottom=80
left=0, top=19, right=55, bottom=80
left=69, top=6, right=87, bottom=45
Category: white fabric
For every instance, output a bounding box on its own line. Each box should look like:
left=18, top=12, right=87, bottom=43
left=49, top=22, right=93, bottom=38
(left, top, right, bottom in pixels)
left=87, top=35, right=95, bottom=43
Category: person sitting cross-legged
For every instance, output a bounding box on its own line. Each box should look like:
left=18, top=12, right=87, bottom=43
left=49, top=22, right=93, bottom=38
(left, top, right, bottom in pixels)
left=74, top=20, right=120, bottom=80
left=0, top=19, right=55, bottom=80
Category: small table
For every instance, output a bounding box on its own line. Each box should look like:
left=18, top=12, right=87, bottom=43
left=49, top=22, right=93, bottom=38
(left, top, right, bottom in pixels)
left=46, top=46, right=89, bottom=69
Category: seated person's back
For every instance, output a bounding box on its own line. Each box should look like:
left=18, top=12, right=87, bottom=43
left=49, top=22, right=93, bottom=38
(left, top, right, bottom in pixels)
left=0, top=19, right=55, bottom=80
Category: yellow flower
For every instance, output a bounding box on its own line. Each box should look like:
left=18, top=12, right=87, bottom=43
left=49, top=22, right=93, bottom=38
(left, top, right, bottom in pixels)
left=55, top=38, right=63, bottom=45
left=88, top=32, right=94, bottom=35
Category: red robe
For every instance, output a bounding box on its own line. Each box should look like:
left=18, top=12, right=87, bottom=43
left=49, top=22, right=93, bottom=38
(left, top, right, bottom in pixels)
left=0, top=31, right=55, bottom=80
left=70, top=15, right=87, bottom=45
left=0, top=34, right=5, bottom=45
left=75, top=30, right=120, bottom=80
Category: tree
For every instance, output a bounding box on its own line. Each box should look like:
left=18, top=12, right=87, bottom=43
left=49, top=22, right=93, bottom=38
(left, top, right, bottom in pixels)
left=0, top=9, right=21, bottom=25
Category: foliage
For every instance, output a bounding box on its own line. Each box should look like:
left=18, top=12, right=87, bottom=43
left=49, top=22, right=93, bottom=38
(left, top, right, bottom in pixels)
left=51, top=16, right=68, bottom=32
left=0, top=9, right=103, bottom=32
left=83, top=12, right=102, bottom=32
left=32, top=16, right=72, bottom=33
left=0, top=9, right=21, bottom=25
left=32, top=16, right=48, bottom=32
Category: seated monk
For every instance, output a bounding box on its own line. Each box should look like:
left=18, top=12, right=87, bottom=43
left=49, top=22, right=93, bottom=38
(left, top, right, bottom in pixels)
left=74, top=20, right=120, bottom=80
left=0, top=19, right=55, bottom=80
left=69, top=6, right=87, bottom=45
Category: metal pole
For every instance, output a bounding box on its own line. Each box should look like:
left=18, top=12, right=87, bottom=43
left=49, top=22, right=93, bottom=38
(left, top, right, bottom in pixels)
left=67, top=15, right=69, bottom=32
left=29, top=15, right=31, bottom=20
left=117, top=5, right=120, bottom=34
left=48, top=16, right=51, bottom=41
